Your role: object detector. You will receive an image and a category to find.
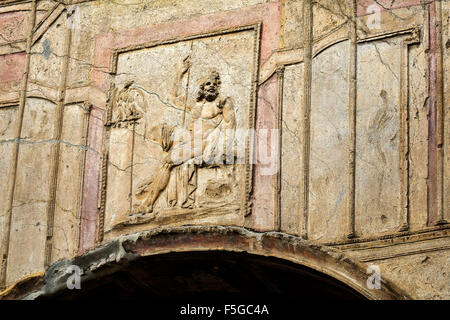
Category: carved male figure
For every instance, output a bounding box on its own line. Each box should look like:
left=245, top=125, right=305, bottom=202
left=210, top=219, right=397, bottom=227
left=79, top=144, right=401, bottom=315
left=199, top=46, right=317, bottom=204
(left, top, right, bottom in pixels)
left=133, top=57, right=236, bottom=215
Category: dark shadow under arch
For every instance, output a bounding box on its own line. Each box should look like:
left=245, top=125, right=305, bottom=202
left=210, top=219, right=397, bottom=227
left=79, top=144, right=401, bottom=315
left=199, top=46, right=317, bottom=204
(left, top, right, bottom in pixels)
left=6, top=226, right=407, bottom=300
left=39, top=251, right=366, bottom=300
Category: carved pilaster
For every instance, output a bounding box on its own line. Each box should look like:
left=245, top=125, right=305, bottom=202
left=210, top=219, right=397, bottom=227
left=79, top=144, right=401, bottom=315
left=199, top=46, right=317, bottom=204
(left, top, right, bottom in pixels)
left=347, top=0, right=357, bottom=239
left=274, top=66, right=284, bottom=232
left=300, top=0, right=313, bottom=240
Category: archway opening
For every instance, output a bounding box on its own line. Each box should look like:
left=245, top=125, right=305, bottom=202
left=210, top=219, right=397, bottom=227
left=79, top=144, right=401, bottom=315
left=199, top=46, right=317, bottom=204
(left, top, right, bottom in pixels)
left=39, top=251, right=366, bottom=300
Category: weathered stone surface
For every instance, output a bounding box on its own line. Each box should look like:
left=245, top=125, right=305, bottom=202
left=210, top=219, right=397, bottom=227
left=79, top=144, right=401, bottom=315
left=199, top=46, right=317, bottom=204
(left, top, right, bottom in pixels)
left=0, top=105, right=18, bottom=257
left=281, top=0, right=303, bottom=49
left=52, top=104, right=87, bottom=263
left=11, top=226, right=409, bottom=300
left=408, top=23, right=429, bottom=230
left=357, top=5, right=423, bottom=39
left=357, top=0, right=421, bottom=17
left=78, top=106, right=104, bottom=253
left=0, top=0, right=447, bottom=300
left=6, top=98, right=56, bottom=284
left=281, top=63, right=303, bottom=235
left=28, top=14, right=66, bottom=89
left=0, top=53, right=25, bottom=102
left=309, top=40, right=349, bottom=241
left=355, top=37, right=402, bottom=236
left=104, top=127, right=133, bottom=231
left=313, top=0, right=349, bottom=41
left=374, top=250, right=450, bottom=300
left=0, top=11, right=27, bottom=45
left=250, top=75, right=277, bottom=231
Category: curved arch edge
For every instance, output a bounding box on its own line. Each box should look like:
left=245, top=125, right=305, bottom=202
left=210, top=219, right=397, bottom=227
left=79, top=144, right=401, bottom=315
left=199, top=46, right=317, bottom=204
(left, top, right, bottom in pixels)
left=5, top=226, right=410, bottom=300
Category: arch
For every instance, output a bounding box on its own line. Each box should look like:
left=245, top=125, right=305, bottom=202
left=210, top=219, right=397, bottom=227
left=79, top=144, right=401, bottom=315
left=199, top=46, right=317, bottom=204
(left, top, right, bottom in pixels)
left=13, top=226, right=409, bottom=300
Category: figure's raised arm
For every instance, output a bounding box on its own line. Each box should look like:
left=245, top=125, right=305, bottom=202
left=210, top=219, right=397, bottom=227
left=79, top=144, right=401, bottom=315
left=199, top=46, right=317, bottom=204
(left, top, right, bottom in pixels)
left=172, top=55, right=192, bottom=109
left=222, top=97, right=236, bottom=130
left=222, top=97, right=236, bottom=160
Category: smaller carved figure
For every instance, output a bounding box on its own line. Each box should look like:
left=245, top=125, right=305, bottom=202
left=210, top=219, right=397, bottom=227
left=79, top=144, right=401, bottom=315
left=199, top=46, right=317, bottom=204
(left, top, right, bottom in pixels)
left=112, top=80, right=145, bottom=127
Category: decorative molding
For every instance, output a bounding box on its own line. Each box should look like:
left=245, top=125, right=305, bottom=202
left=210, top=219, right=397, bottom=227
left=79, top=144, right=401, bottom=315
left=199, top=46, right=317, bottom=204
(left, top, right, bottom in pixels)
left=96, top=150, right=108, bottom=244
left=312, top=23, right=348, bottom=58
left=299, top=0, right=312, bottom=240
left=265, top=23, right=424, bottom=243
left=398, top=29, right=421, bottom=231
left=356, top=242, right=450, bottom=262
left=334, top=227, right=450, bottom=262
left=443, top=0, right=450, bottom=227
left=325, top=224, right=450, bottom=247
left=258, top=47, right=303, bottom=85
left=0, top=2, right=30, bottom=12
left=434, top=0, right=448, bottom=226
left=27, top=80, right=59, bottom=102
left=0, top=0, right=32, bottom=8
left=0, top=41, right=26, bottom=55
left=24, top=95, right=57, bottom=105
left=347, top=0, right=357, bottom=239
left=246, top=22, right=261, bottom=217
left=75, top=101, right=92, bottom=252
left=258, top=23, right=348, bottom=85
left=274, top=66, right=284, bottom=232
left=357, top=27, right=421, bottom=43
left=31, top=1, right=59, bottom=33
left=95, top=81, right=115, bottom=244
left=0, top=100, right=19, bottom=108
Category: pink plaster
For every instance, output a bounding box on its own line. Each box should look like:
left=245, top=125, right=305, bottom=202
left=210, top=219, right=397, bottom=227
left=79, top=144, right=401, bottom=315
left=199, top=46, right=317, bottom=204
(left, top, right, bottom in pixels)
left=0, top=11, right=27, bottom=44
left=0, top=52, right=25, bottom=83
left=357, top=0, right=421, bottom=17
left=79, top=107, right=105, bottom=253
left=250, top=74, right=279, bottom=231
left=93, top=2, right=281, bottom=92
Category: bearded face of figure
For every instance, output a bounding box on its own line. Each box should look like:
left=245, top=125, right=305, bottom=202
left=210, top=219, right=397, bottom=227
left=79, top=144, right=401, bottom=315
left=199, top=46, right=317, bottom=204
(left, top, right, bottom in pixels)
left=203, top=77, right=220, bottom=101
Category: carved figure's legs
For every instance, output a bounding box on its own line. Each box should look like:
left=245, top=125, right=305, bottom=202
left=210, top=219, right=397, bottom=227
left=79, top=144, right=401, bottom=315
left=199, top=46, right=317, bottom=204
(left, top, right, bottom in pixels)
left=134, top=163, right=172, bottom=214
left=132, top=127, right=197, bottom=215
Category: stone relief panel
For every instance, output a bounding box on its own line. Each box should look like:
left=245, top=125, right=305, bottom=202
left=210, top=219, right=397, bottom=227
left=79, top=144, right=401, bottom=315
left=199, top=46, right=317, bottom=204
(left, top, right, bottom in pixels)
left=355, top=37, right=402, bottom=236
left=103, top=27, right=259, bottom=237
